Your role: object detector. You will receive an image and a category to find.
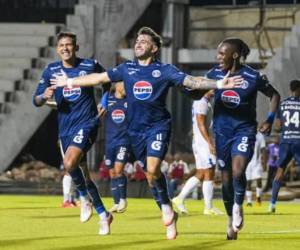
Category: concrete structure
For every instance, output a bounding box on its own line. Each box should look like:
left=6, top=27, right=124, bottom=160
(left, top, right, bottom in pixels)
left=0, top=23, right=62, bottom=173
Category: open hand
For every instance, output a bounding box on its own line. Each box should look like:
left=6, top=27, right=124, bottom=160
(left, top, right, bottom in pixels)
left=50, top=70, right=68, bottom=88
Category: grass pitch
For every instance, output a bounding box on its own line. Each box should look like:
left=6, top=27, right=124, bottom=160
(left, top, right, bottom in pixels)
left=0, top=195, right=299, bottom=250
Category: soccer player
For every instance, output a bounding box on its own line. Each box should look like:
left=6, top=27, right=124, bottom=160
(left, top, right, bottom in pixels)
left=245, top=132, right=266, bottom=207
left=50, top=27, right=243, bottom=240
left=269, top=79, right=300, bottom=213
left=172, top=90, right=223, bottom=215
left=100, top=82, right=130, bottom=213
left=206, top=37, right=280, bottom=240
left=33, top=32, right=112, bottom=235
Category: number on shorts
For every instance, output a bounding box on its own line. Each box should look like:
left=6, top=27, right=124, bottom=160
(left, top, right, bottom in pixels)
left=117, top=147, right=126, bottom=160
left=237, top=136, right=248, bottom=152
left=73, top=129, right=84, bottom=144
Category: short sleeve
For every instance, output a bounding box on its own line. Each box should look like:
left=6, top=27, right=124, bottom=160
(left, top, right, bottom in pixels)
left=167, top=65, right=187, bottom=87
left=194, top=99, right=208, bottom=116
left=32, top=67, right=51, bottom=106
left=257, top=73, right=271, bottom=92
left=94, top=59, right=106, bottom=73
left=107, top=63, right=125, bottom=82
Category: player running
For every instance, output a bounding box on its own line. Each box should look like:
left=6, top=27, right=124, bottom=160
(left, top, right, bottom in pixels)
left=206, top=37, right=280, bottom=240
left=269, top=79, right=300, bottom=213
left=33, top=32, right=112, bottom=235
left=245, top=132, right=266, bottom=207
left=172, top=90, right=223, bottom=215
left=100, top=82, right=130, bottom=213
left=50, top=27, right=243, bottom=240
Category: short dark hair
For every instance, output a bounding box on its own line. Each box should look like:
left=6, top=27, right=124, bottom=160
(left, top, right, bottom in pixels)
left=137, top=27, right=162, bottom=51
left=56, top=31, right=77, bottom=46
left=290, top=79, right=300, bottom=92
left=221, top=37, right=250, bottom=61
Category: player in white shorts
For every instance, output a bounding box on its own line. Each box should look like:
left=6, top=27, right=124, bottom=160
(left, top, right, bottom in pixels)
left=172, top=91, right=223, bottom=215
left=245, top=132, right=266, bottom=206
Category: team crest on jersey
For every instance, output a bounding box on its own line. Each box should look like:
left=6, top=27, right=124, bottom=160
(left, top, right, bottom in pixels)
left=111, top=109, right=125, bottom=123
left=152, top=70, right=161, bottom=78
left=63, top=86, right=81, bottom=102
left=105, top=159, right=112, bottom=166
left=79, top=71, right=87, bottom=76
left=221, top=90, right=240, bottom=109
left=133, top=81, right=153, bottom=100
left=240, top=80, right=249, bottom=89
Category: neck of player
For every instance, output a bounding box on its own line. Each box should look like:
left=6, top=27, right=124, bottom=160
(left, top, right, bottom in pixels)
left=62, top=57, right=76, bottom=68
left=138, top=57, right=154, bottom=66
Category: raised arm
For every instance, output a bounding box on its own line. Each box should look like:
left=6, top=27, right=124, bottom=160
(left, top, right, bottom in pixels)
left=50, top=70, right=111, bottom=88
left=183, top=72, right=243, bottom=90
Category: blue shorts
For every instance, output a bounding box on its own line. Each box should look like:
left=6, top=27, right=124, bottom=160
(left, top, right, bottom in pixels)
left=129, top=128, right=170, bottom=170
left=105, top=144, right=130, bottom=169
left=278, top=142, right=300, bottom=169
left=215, top=130, right=255, bottom=171
left=60, top=126, right=98, bottom=154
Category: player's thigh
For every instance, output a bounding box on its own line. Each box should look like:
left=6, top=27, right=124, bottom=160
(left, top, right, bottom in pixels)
left=231, top=134, right=256, bottom=163
left=215, top=132, right=233, bottom=171
left=70, top=127, right=98, bottom=153
left=278, top=143, right=293, bottom=169
left=292, top=143, right=300, bottom=166
left=146, top=130, right=170, bottom=161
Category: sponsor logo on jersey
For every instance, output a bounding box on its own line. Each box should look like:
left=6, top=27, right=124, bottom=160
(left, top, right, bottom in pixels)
left=221, top=90, right=240, bottom=108
left=133, top=81, right=152, bottom=100
left=152, top=70, right=161, bottom=78
left=79, top=71, right=87, bottom=76
left=63, top=86, right=81, bottom=102
left=111, top=109, right=125, bottom=123
left=240, top=80, right=249, bottom=89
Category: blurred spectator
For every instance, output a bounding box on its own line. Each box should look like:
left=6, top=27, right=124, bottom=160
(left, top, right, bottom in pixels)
left=99, top=158, right=110, bottom=181
left=167, top=154, right=190, bottom=198
left=133, top=161, right=146, bottom=181
left=124, top=162, right=135, bottom=181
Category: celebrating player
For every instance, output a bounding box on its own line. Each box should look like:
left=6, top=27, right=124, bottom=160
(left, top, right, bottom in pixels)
left=172, top=91, right=223, bottom=215
left=269, top=79, right=300, bottom=213
left=33, top=32, right=112, bottom=235
left=50, top=27, right=243, bottom=240
left=100, top=82, right=130, bottom=213
left=206, top=37, right=280, bottom=240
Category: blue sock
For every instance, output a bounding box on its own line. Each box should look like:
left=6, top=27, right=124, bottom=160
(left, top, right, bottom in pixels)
left=68, top=167, right=87, bottom=196
left=233, top=174, right=247, bottom=205
left=153, top=174, right=170, bottom=205
left=222, top=181, right=234, bottom=216
left=111, top=178, right=120, bottom=204
left=271, top=179, right=282, bottom=205
left=86, top=180, right=106, bottom=214
left=149, top=186, right=161, bottom=210
left=117, top=175, right=127, bottom=199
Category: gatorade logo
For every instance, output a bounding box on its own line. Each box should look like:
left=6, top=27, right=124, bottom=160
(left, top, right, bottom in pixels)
left=111, top=109, right=125, bottom=124
left=221, top=90, right=240, bottom=109
left=63, top=86, right=81, bottom=102
left=133, top=81, right=152, bottom=100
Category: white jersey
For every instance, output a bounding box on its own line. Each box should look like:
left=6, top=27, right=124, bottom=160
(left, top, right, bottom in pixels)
left=192, top=97, right=213, bottom=146
left=246, top=132, right=266, bottom=180
left=192, top=96, right=215, bottom=169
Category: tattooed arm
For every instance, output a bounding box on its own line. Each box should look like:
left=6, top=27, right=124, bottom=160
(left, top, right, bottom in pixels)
left=183, top=72, right=243, bottom=90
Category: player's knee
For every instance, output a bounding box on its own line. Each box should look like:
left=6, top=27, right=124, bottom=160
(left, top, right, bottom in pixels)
left=63, top=158, right=76, bottom=171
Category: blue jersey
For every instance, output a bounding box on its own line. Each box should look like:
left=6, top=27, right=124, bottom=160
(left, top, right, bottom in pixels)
left=107, top=60, right=187, bottom=132
left=277, top=96, right=300, bottom=143
left=33, top=58, right=105, bottom=137
left=206, top=65, right=271, bottom=133
left=104, top=93, right=129, bottom=146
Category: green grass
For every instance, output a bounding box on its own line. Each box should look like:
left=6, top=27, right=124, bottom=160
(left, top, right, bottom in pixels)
left=0, top=195, right=299, bottom=250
